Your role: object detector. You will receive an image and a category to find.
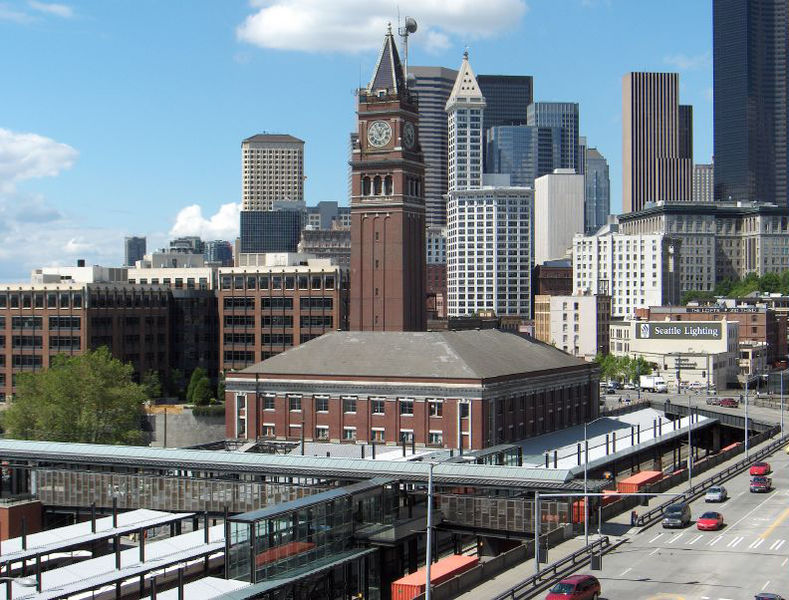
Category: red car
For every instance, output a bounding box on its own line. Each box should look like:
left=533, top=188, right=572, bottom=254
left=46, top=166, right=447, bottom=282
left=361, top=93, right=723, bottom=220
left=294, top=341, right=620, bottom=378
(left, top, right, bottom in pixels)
left=750, top=462, right=771, bottom=476
left=720, top=397, right=739, bottom=408
left=546, top=574, right=601, bottom=600
left=697, top=511, right=724, bottom=531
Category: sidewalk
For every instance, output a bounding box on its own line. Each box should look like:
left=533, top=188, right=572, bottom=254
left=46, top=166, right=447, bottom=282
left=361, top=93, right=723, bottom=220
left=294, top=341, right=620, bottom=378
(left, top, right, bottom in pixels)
left=455, top=434, right=781, bottom=600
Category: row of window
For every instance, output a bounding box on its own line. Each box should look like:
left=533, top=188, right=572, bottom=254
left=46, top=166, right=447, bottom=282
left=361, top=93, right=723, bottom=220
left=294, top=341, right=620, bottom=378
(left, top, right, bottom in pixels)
left=0, top=292, right=83, bottom=310
left=246, top=395, right=448, bottom=417
left=220, top=274, right=336, bottom=291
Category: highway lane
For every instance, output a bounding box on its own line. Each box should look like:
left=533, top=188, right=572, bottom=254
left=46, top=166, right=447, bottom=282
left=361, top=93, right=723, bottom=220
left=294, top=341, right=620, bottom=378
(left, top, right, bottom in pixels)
left=568, top=443, right=789, bottom=599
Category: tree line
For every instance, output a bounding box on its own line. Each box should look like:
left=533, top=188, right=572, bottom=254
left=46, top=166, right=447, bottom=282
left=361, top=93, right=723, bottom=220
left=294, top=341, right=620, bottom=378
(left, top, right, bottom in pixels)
left=593, top=353, right=653, bottom=384
left=682, top=271, right=789, bottom=305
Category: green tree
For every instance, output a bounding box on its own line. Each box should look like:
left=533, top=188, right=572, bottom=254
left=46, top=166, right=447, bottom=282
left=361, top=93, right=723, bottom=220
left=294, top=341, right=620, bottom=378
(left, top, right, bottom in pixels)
left=141, top=370, right=162, bottom=401
left=191, top=377, right=212, bottom=406
left=681, top=290, right=716, bottom=305
left=3, top=348, right=146, bottom=444
left=624, top=356, right=653, bottom=383
left=216, top=372, right=226, bottom=403
left=760, top=272, right=781, bottom=294
left=186, top=368, right=208, bottom=404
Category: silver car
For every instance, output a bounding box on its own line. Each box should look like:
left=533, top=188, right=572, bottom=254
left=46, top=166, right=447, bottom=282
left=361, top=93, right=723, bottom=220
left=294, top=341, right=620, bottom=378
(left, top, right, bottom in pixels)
left=705, top=485, right=727, bottom=502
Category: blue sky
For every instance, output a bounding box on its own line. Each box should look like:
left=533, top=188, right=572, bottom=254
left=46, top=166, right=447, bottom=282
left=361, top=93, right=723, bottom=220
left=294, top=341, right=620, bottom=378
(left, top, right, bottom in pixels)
left=0, top=0, right=712, bottom=281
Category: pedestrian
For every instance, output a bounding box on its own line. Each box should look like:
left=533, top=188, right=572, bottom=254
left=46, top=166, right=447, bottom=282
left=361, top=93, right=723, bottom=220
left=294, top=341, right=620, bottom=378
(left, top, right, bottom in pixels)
left=630, top=510, right=638, bottom=526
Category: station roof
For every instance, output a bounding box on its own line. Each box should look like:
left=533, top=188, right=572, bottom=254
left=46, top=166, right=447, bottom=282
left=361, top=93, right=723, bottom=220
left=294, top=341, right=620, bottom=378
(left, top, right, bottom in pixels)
left=146, top=578, right=248, bottom=600
left=238, top=329, right=587, bottom=380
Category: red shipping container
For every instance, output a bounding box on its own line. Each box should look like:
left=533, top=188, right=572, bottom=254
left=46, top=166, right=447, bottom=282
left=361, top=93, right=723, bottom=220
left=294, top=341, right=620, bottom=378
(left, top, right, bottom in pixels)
left=391, top=554, right=479, bottom=600
left=616, top=470, right=663, bottom=494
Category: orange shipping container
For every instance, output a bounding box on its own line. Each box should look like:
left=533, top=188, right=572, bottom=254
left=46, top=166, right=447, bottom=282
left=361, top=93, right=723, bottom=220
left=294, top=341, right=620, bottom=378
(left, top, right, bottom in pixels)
left=616, top=470, right=663, bottom=494
left=391, top=554, right=479, bottom=600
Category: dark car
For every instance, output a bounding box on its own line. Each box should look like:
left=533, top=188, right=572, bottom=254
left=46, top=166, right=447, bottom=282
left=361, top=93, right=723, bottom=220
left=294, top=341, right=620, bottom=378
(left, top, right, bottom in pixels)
left=750, top=476, right=772, bottom=493
left=755, top=594, right=785, bottom=600
left=662, top=502, right=691, bottom=528
left=546, top=575, right=601, bottom=600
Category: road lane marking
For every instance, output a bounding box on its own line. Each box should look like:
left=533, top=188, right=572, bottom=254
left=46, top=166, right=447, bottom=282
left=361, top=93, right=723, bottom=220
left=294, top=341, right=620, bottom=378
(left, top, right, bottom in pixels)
left=749, top=538, right=765, bottom=549
left=762, top=581, right=771, bottom=591
left=727, top=493, right=782, bottom=531
left=620, top=567, right=632, bottom=576
left=782, top=557, right=788, bottom=567
left=648, top=547, right=660, bottom=556
left=709, top=535, right=724, bottom=546
left=687, top=534, right=702, bottom=544
left=770, top=539, right=785, bottom=551
left=666, top=533, right=684, bottom=544
left=727, top=536, right=744, bottom=547
left=649, top=533, right=664, bottom=543
left=760, top=506, right=789, bottom=539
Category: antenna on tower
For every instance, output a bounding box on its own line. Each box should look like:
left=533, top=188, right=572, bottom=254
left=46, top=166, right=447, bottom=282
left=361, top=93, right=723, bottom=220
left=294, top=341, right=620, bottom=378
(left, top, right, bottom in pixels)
left=398, top=16, right=418, bottom=83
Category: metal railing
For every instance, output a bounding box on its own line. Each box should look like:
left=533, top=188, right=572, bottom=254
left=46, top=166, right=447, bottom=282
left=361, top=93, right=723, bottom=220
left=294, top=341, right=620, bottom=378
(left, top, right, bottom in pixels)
left=636, top=428, right=786, bottom=527
left=492, top=536, right=622, bottom=600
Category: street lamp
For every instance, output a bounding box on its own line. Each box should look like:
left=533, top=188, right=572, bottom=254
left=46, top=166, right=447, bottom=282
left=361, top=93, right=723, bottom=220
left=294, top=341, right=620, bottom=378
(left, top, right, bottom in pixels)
left=584, top=417, right=608, bottom=546
left=1, top=577, right=37, bottom=600
left=745, top=371, right=750, bottom=459
left=781, top=369, right=784, bottom=438
left=687, top=394, right=693, bottom=490
left=425, top=462, right=435, bottom=600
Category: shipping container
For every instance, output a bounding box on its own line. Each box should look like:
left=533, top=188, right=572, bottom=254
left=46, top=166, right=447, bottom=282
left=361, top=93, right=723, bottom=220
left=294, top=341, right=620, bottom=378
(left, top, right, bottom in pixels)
left=616, top=470, right=663, bottom=494
left=391, top=554, right=479, bottom=600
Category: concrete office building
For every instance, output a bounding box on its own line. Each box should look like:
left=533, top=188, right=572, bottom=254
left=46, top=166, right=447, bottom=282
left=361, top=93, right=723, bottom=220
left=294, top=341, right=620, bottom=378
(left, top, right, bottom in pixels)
left=447, top=187, right=533, bottom=318
left=169, top=236, right=203, bottom=255
left=305, top=201, right=350, bottom=231
left=32, top=264, right=128, bottom=285
left=135, top=251, right=206, bottom=270
left=534, top=293, right=611, bottom=360
left=241, top=134, right=304, bottom=211
left=714, top=0, right=789, bottom=205
left=218, top=257, right=348, bottom=372
left=297, top=228, right=351, bottom=269
left=585, top=147, right=611, bottom=233
left=572, top=225, right=681, bottom=317
left=527, top=103, right=581, bottom=174
left=609, top=319, right=739, bottom=390
left=410, top=66, right=457, bottom=228
left=124, top=236, right=146, bottom=268
left=224, top=329, right=599, bottom=449
left=203, top=240, right=234, bottom=266
left=617, top=201, right=789, bottom=291
left=534, top=169, right=585, bottom=264
left=693, top=163, right=714, bottom=203
left=622, top=72, right=693, bottom=212
left=485, top=125, right=562, bottom=188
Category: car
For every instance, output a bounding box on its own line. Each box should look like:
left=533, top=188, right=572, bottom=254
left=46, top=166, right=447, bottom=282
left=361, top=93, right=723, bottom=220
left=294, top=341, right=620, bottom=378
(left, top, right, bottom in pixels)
left=705, top=485, right=728, bottom=502
left=706, top=397, right=721, bottom=406
left=720, top=397, right=739, bottom=408
left=545, top=574, right=601, bottom=600
left=697, top=511, right=724, bottom=531
left=623, top=382, right=635, bottom=390
left=750, top=462, right=771, bottom=476
left=755, top=594, right=786, bottom=600
left=662, top=502, right=691, bottom=528
left=689, top=381, right=704, bottom=389
left=750, top=476, right=772, bottom=493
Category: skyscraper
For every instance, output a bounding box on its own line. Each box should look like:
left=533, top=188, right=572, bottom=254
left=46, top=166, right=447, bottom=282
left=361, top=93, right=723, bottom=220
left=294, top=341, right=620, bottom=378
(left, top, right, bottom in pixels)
left=349, top=27, right=426, bottom=331
left=204, top=240, right=234, bottom=266
left=693, top=163, right=714, bottom=203
left=584, top=147, right=611, bottom=233
left=124, top=236, right=146, bottom=267
left=622, top=72, right=693, bottom=212
left=714, top=0, right=789, bottom=204
left=485, top=125, right=561, bottom=187
left=476, top=75, right=533, bottom=130
left=241, top=134, right=304, bottom=211
left=446, top=53, right=486, bottom=192
left=527, top=102, right=581, bottom=173
left=239, top=205, right=304, bottom=254
left=534, top=169, right=585, bottom=264
left=410, top=66, right=457, bottom=228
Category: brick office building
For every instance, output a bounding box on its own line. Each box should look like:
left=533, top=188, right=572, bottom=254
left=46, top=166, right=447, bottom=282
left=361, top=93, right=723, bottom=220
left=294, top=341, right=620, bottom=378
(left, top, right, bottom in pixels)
left=218, top=258, right=348, bottom=373
left=225, top=329, right=598, bottom=449
left=0, top=283, right=170, bottom=403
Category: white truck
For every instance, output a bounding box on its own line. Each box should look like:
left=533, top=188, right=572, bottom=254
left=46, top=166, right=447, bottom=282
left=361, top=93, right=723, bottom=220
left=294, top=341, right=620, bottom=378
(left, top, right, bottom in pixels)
left=640, top=375, right=668, bottom=393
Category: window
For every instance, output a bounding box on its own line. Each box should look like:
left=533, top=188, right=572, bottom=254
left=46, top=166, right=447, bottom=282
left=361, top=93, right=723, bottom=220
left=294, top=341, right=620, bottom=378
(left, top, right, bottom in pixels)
left=371, top=428, right=385, bottom=442
left=315, top=426, right=329, bottom=440
left=399, top=399, right=414, bottom=416
left=288, top=395, right=302, bottom=411
left=370, top=398, right=385, bottom=415
left=343, top=427, right=357, bottom=441
left=342, top=396, right=357, bottom=413
left=400, top=430, right=414, bottom=443
left=428, top=431, right=443, bottom=446
left=263, top=394, right=276, bottom=410
left=261, top=424, right=275, bottom=438
left=428, top=400, right=443, bottom=417
left=459, top=403, right=470, bottom=419
left=315, top=396, right=329, bottom=412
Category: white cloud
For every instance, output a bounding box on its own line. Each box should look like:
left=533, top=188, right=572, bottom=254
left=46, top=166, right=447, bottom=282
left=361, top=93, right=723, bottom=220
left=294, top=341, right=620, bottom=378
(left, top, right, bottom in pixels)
left=0, top=3, right=32, bottom=23
left=169, top=202, right=240, bottom=241
left=0, top=128, right=78, bottom=192
left=28, top=1, right=73, bottom=18
left=237, top=0, right=528, bottom=53
left=663, top=52, right=711, bottom=71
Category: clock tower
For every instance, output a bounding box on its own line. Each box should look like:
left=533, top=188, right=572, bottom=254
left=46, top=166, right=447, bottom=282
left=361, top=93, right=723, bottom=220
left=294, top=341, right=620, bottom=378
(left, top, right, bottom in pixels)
left=349, top=26, right=426, bottom=331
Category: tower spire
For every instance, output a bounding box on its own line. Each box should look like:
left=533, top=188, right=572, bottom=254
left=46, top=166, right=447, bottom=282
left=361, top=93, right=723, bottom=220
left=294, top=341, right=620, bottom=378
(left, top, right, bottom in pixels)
left=367, top=26, right=406, bottom=95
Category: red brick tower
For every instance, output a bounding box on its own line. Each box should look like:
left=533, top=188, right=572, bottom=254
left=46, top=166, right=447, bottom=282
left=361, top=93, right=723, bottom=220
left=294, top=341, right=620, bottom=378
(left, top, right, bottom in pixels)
left=350, top=26, right=426, bottom=331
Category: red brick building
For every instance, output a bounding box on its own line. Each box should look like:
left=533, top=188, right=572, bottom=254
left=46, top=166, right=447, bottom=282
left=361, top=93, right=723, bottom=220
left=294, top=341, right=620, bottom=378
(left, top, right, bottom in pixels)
left=0, top=283, right=171, bottom=403
left=225, top=329, right=598, bottom=450
left=426, top=264, right=447, bottom=319
left=349, top=28, right=426, bottom=332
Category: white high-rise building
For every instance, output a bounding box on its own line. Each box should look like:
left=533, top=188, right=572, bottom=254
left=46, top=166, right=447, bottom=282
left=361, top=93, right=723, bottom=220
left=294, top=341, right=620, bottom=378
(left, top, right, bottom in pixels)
left=445, top=52, right=485, bottom=192
left=693, top=163, right=714, bottom=203
left=572, top=224, right=681, bottom=317
left=242, top=134, right=304, bottom=211
left=534, top=169, right=585, bottom=264
left=446, top=52, right=533, bottom=318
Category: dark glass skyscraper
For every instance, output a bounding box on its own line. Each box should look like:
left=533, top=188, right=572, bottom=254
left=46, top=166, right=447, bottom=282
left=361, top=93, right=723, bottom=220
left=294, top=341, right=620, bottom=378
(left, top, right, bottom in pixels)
left=486, top=125, right=561, bottom=187
left=584, top=147, right=610, bottom=233
left=714, top=0, right=789, bottom=204
left=476, top=75, right=534, bottom=129
left=124, top=236, right=146, bottom=267
left=527, top=102, right=581, bottom=173
left=239, top=209, right=303, bottom=254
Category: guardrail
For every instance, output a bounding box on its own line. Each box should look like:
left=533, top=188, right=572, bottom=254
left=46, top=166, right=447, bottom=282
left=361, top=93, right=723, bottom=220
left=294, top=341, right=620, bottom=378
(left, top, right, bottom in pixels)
left=491, top=536, right=621, bottom=600
left=636, top=428, right=786, bottom=527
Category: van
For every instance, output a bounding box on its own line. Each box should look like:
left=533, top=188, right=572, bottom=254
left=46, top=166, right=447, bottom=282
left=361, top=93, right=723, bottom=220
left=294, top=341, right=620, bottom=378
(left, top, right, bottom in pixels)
left=662, top=502, right=691, bottom=528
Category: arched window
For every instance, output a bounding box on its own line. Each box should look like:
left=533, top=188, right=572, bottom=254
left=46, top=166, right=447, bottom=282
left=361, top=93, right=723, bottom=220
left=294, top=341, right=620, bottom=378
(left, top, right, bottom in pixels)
left=362, top=176, right=371, bottom=196
left=373, top=176, right=382, bottom=195
left=384, top=175, right=393, bottom=195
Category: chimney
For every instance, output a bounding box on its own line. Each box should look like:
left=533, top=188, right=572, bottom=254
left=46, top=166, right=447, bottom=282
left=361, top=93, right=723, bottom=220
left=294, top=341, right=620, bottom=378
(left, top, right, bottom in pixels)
left=77, top=259, right=85, bottom=267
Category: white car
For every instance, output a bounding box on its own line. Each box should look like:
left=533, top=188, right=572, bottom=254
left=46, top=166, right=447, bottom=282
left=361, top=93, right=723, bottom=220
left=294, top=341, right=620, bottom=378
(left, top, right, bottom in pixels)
left=705, top=485, right=727, bottom=502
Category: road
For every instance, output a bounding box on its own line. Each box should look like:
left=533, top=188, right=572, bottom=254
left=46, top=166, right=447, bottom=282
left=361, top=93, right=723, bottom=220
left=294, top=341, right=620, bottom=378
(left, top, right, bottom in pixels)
left=571, top=443, right=789, bottom=599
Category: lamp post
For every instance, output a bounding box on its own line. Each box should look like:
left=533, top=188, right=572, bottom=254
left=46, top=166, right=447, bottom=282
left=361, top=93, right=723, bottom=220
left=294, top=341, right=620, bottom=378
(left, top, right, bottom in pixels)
left=425, top=462, right=434, bottom=600
left=584, top=417, right=607, bottom=546
left=687, top=394, right=693, bottom=490
left=781, top=369, right=784, bottom=438
left=745, top=372, right=750, bottom=459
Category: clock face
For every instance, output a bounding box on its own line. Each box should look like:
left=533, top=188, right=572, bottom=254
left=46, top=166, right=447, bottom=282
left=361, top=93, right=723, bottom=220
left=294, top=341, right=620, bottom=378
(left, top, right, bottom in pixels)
left=367, top=120, right=392, bottom=148
left=403, top=122, right=416, bottom=149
